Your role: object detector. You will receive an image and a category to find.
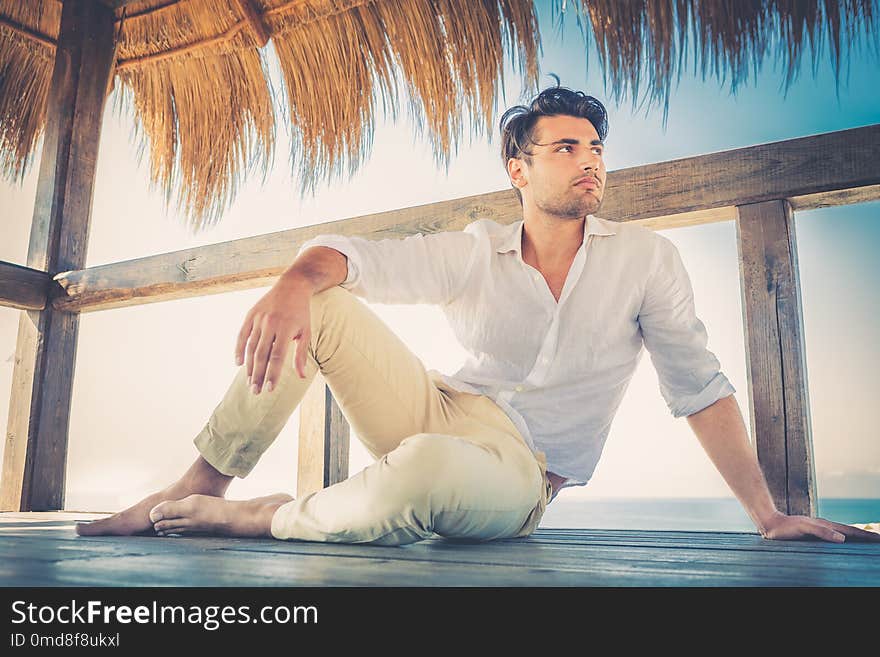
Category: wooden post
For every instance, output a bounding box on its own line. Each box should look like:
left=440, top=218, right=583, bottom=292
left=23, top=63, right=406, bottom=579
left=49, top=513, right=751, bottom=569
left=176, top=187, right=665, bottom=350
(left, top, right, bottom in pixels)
left=0, top=0, right=117, bottom=511
left=296, top=374, right=350, bottom=498
left=735, top=199, right=817, bottom=517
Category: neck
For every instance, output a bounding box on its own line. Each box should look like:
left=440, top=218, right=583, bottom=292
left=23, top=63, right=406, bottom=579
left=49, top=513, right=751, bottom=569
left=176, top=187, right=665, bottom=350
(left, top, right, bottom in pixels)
left=520, top=206, right=586, bottom=271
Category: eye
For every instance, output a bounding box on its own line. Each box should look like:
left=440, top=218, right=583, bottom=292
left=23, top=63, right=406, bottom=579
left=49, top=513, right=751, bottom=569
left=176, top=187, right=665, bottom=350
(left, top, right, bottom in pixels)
left=558, top=145, right=573, bottom=153
left=592, top=146, right=603, bottom=155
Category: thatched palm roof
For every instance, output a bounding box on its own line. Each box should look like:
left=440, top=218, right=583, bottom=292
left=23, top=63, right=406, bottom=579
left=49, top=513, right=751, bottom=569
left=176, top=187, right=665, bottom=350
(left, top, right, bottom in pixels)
left=1, top=0, right=876, bottom=230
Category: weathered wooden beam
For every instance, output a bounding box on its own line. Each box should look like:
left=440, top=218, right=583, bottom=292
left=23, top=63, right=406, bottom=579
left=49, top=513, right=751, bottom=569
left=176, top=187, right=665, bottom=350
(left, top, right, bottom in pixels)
left=0, top=15, right=57, bottom=49
left=116, top=22, right=248, bottom=71
left=49, top=124, right=880, bottom=314
left=630, top=206, right=736, bottom=231
left=614, top=124, right=880, bottom=221
left=0, top=261, right=51, bottom=311
left=231, top=0, right=270, bottom=47
left=736, top=199, right=816, bottom=518
left=51, top=198, right=484, bottom=313
left=788, top=183, right=880, bottom=213
left=96, top=0, right=143, bottom=9
left=296, top=374, right=350, bottom=499
left=0, top=0, right=117, bottom=512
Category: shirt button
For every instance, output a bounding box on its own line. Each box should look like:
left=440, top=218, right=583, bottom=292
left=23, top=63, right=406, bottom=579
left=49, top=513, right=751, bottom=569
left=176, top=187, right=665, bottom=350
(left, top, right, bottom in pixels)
left=541, top=357, right=549, bottom=364
left=515, top=385, right=524, bottom=392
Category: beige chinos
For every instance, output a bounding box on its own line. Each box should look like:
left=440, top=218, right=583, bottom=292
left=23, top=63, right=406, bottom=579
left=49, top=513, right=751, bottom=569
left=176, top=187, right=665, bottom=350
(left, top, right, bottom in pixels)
left=194, top=286, right=552, bottom=546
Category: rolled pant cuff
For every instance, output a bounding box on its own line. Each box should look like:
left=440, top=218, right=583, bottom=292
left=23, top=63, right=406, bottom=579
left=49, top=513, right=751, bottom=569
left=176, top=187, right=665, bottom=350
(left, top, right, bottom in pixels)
left=193, top=427, right=257, bottom=479
left=270, top=498, right=296, bottom=540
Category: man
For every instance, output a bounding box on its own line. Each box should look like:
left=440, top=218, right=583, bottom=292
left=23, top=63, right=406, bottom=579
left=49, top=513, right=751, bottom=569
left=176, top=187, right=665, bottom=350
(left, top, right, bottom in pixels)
left=78, top=84, right=878, bottom=545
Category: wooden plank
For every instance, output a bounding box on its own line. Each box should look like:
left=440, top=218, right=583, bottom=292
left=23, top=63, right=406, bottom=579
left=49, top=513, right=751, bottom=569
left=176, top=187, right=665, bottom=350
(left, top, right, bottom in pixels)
left=0, top=531, right=877, bottom=586
left=50, top=197, right=487, bottom=313
left=523, top=529, right=875, bottom=554
left=49, top=125, right=880, bottom=314
left=629, top=206, right=736, bottom=231
left=610, top=124, right=880, bottom=220
left=6, top=516, right=876, bottom=557
left=1, top=519, right=877, bottom=586
left=6, top=521, right=879, bottom=564
left=789, top=183, right=880, bottom=212
left=736, top=200, right=817, bottom=517
left=0, top=0, right=117, bottom=512
left=296, top=373, right=350, bottom=499
left=0, top=261, right=50, bottom=310
left=96, top=0, right=142, bottom=9
left=30, top=548, right=880, bottom=586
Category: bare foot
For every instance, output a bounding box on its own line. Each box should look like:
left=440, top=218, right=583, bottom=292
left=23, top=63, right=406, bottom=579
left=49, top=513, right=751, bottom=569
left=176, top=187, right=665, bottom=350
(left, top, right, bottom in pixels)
left=150, top=493, right=294, bottom=538
left=75, top=457, right=233, bottom=537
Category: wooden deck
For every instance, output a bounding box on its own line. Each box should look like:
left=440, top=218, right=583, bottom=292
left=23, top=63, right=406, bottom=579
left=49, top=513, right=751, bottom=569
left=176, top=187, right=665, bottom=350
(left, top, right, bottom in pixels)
left=2, top=513, right=878, bottom=586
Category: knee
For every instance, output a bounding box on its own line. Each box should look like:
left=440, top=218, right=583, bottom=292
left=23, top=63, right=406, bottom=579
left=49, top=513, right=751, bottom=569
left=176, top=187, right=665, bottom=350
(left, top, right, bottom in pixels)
left=306, top=286, right=357, bottom=356
left=397, top=434, right=543, bottom=512
left=302, top=438, right=461, bottom=541
left=380, top=434, right=478, bottom=508
left=392, top=433, right=464, bottom=477
left=387, top=434, right=540, bottom=542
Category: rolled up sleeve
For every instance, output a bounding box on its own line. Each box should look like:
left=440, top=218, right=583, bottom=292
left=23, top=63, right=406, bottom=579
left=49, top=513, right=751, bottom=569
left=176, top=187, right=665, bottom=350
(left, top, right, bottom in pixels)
left=638, top=235, right=736, bottom=418
left=296, top=229, right=479, bottom=305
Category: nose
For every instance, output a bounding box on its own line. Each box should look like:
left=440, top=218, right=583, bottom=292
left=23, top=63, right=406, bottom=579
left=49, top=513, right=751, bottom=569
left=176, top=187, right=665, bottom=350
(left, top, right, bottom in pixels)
left=579, top=154, right=601, bottom=175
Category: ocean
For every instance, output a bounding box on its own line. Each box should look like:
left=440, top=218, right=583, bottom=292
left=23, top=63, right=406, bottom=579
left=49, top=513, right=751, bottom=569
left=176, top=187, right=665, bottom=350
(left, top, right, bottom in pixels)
left=538, top=497, right=880, bottom=532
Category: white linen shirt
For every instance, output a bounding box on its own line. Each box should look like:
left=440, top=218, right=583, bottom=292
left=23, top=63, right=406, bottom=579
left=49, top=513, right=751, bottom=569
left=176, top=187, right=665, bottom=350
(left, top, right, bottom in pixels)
left=296, top=215, right=736, bottom=500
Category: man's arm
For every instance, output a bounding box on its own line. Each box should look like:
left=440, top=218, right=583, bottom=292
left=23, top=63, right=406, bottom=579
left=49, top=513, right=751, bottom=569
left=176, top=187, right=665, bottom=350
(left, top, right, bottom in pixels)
left=686, top=394, right=880, bottom=543
left=293, top=229, right=478, bottom=305
left=235, top=227, right=477, bottom=395
left=234, top=246, right=349, bottom=395
left=283, top=245, right=351, bottom=295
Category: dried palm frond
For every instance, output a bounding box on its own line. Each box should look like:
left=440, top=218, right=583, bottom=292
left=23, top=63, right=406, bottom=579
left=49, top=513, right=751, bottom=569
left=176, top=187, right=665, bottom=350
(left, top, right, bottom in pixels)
left=0, top=0, right=539, bottom=230
left=571, top=0, right=879, bottom=121
left=114, top=0, right=276, bottom=231
left=268, top=0, right=540, bottom=194
left=0, top=0, right=59, bottom=185
left=1, top=0, right=877, bottom=231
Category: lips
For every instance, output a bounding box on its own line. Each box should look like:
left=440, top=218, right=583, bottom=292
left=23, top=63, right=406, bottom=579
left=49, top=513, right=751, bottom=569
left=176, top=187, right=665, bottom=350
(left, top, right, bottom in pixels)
left=574, top=177, right=599, bottom=189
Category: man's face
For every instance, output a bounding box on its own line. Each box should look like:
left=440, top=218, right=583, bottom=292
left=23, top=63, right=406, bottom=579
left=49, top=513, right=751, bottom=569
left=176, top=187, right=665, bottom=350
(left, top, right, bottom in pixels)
left=508, top=114, right=606, bottom=219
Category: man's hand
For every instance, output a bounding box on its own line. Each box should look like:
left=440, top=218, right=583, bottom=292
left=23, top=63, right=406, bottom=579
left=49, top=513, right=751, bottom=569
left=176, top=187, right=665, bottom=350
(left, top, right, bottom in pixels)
left=235, top=276, right=313, bottom=395
left=760, top=510, right=880, bottom=543
left=684, top=397, right=880, bottom=545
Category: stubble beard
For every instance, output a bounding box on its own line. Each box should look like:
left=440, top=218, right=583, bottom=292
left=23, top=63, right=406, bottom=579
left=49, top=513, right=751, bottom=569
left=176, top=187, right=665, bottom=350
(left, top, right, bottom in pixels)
left=535, top=187, right=602, bottom=220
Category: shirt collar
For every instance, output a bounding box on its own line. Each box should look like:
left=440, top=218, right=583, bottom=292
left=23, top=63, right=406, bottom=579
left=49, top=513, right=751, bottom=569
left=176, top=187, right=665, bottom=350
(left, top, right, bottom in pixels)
left=495, top=215, right=616, bottom=255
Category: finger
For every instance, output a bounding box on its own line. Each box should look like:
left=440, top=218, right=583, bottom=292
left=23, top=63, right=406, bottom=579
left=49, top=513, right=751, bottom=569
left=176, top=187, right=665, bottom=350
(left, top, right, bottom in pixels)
left=827, top=520, right=880, bottom=542
left=250, top=330, right=276, bottom=394
left=263, top=332, right=293, bottom=392
left=294, top=328, right=311, bottom=379
left=806, top=522, right=846, bottom=543
left=813, top=516, right=880, bottom=542
left=245, top=323, right=262, bottom=383
left=234, top=311, right=255, bottom=367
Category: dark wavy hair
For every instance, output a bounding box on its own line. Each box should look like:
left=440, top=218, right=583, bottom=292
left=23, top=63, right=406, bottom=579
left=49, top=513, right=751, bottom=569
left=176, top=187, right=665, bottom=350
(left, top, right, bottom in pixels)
left=499, top=77, right=608, bottom=204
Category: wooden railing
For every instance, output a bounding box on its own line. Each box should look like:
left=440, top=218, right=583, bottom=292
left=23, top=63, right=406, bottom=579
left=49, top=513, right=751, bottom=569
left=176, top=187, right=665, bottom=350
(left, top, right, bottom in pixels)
left=2, top=0, right=880, bottom=517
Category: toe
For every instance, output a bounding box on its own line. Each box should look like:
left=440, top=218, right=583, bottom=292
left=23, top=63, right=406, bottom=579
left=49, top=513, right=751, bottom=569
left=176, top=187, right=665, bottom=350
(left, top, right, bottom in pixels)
left=74, top=515, right=118, bottom=536
left=150, top=494, right=202, bottom=523
left=149, top=499, right=184, bottom=523
left=154, top=519, right=191, bottom=534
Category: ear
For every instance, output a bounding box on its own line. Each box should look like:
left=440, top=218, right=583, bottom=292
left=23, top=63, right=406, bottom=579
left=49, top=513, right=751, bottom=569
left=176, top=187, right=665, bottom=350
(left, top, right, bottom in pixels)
left=507, top=157, right=528, bottom=190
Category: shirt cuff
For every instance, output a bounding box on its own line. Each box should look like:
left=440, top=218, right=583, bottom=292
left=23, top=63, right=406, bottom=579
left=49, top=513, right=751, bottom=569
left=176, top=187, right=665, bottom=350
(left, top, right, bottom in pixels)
left=298, top=235, right=360, bottom=289
left=668, top=371, right=737, bottom=418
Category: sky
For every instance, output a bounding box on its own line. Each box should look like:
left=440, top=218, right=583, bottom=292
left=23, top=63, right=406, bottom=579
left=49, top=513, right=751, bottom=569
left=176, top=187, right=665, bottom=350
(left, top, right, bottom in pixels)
left=1, top=1, right=879, bottom=511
